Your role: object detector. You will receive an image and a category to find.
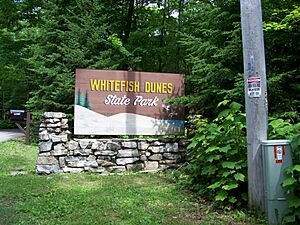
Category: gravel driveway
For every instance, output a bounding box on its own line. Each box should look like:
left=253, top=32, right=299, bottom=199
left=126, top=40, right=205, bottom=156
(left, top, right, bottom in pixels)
left=0, top=129, right=24, bottom=142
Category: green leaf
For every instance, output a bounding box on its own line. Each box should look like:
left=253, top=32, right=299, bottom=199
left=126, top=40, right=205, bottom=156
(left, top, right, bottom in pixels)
left=288, top=197, right=300, bottom=208
left=208, top=181, right=222, bottom=189
left=234, top=173, right=245, bottom=182
left=282, top=177, right=297, bottom=187
left=219, top=146, right=231, bottom=153
left=230, top=102, right=242, bottom=110
left=292, top=165, right=300, bottom=172
left=187, top=141, right=197, bottom=150
left=283, top=215, right=296, bottom=223
left=285, top=165, right=295, bottom=174
left=217, top=100, right=230, bottom=107
left=201, top=166, right=218, bottom=175
left=196, top=135, right=206, bottom=142
left=222, top=171, right=230, bottom=177
left=218, top=109, right=230, bottom=118
left=207, top=154, right=221, bottom=162
left=228, top=196, right=237, bottom=203
left=215, top=192, right=228, bottom=201
left=222, top=183, right=238, bottom=190
left=205, top=146, right=219, bottom=153
left=222, top=162, right=236, bottom=169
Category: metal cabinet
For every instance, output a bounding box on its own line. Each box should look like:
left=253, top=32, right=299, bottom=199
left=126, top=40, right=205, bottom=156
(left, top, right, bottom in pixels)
left=261, top=140, right=293, bottom=224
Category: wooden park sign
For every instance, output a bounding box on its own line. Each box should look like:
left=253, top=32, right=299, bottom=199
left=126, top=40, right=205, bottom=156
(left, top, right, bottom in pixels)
left=74, top=69, right=184, bottom=135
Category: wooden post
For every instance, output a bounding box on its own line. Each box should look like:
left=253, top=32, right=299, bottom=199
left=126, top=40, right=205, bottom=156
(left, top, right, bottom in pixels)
left=14, top=112, right=31, bottom=145
left=26, top=112, right=31, bottom=145
left=240, top=0, right=268, bottom=211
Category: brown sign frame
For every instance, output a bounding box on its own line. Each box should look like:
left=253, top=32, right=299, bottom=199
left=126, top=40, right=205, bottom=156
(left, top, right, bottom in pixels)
left=74, top=69, right=184, bottom=135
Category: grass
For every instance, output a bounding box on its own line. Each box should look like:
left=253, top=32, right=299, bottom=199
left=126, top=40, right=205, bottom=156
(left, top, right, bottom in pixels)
left=0, top=139, right=267, bottom=225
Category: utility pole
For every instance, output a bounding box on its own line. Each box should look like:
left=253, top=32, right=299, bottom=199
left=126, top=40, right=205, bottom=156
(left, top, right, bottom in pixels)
left=240, top=0, right=268, bottom=211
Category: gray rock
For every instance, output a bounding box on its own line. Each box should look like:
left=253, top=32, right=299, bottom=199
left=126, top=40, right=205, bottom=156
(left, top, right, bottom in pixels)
left=116, top=157, right=139, bottom=165
left=47, top=128, right=62, bottom=133
left=126, top=163, right=144, bottom=171
left=153, top=141, right=164, bottom=146
left=68, top=141, right=79, bottom=150
left=53, top=118, right=61, bottom=123
left=39, top=141, right=52, bottom=152
left=52, top=144, right=68, bottom=156
left=97, top=156, right=112, bottom=161
left=159, top=159, right=177, bottom=164
left=61, top=124, right=69, bottom=129
left=61, top=119, right=68, bottom=129
left=145, top=151, right=151, bottom=156
left=94, top=150, right=116, bottom=156
left=158, top=164, right=170, bottom=170
left=37, top=156, right=58, bottom=165
left=106, top=141, right=121, bottom=150
left=65, top=156, right=86, bottom=168
left=106, top=166, right=126, bottom=173
left=79, top=139, right=90, bottom=149
left=91, top=141, right=105, bottom=150
left=61, top=118, right=68, bottom=125
left=140, top=154, right=147, bottom=161
left=148, top=146, right=164, bottom=153
left=84, top=156, right=98, bottom=168
left=149, top=154, right=163, bottom=161
left=53, top=143, right=65, bottom=151
left=10, top=171, right=29, bottom=176
left=39, top=130, right=49, bottom=141
left=138, top=142, right=150, bottom=150
left=47, top=122, right=61, bottom=128
left=68, top=150, right=74, bottom=156
left=39, top=128, right=47, bottom=132
left=74, top=148, right=92, bottom=156
left=62, top=167, right=83, bottom=174
left=117, top=149, right=139, bottom=158
left=59, top=157, right=66, bottom=167
left=101, top=161, right=116, bottom=167
left=84, top=167, right=105, bottom=173
left=163, top=153, right=180, bottom=160
left=44, top=112, right=66, bottom=118
left=52, top=150, right=68, bottom=156
left=36, top=165, right=60, bottom=174
left=144, top=161, right=159, bottom=171
left=39, top=152, right=51, bottom=157
left=40, top=123, right=47, bottom=128
left=51, top=133, right=68, bottom=143
left=121, top=141, right=137, bottom=149
left=165, top=143, right=179, bottom=153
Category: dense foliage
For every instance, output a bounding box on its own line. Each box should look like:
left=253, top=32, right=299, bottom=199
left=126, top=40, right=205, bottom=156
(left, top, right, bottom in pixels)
left=268, top=118, right=300, bottom=224
left=185, top=102, right=300, bottom=211
left=184, top=101, right=247, bottom=208
left=0, top=0, right=298, bottom=119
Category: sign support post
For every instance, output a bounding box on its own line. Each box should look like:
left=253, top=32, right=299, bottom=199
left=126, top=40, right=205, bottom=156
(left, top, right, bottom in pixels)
left=10, top=110, right=31, bottom=145
left=240, top=0, right=268, bottom=211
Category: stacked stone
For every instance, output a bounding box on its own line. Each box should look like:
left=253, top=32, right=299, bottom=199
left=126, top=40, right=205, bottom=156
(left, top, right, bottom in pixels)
left=36, top=112, right=188, bottom=175
left=37, top=112, right=70, bottom=174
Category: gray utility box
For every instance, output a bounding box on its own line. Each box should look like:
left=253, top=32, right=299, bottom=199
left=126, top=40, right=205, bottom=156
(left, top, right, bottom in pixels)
left=261, top=140, right=293, bottom=224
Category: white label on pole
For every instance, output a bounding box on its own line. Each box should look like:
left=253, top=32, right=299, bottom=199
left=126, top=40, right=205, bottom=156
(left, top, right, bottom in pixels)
left=247, top=77, right=261, bottom=98
left=276, top=146, right=283, bottom=160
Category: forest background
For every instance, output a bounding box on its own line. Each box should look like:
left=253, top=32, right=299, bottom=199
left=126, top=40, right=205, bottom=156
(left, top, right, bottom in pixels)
left=0, top=0, right=299, bottom=122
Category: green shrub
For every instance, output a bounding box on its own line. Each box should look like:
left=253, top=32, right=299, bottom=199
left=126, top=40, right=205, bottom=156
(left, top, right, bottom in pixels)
left=184, top=100, right=247, bottom=208
left=0, top=119, right=16, bottom=129
left=267, top=117, right=300, bottom=224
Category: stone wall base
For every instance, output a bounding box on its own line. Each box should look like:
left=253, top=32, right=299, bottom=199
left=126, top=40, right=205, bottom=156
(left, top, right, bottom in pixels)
left=37, top=112, right=188, bottom=174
